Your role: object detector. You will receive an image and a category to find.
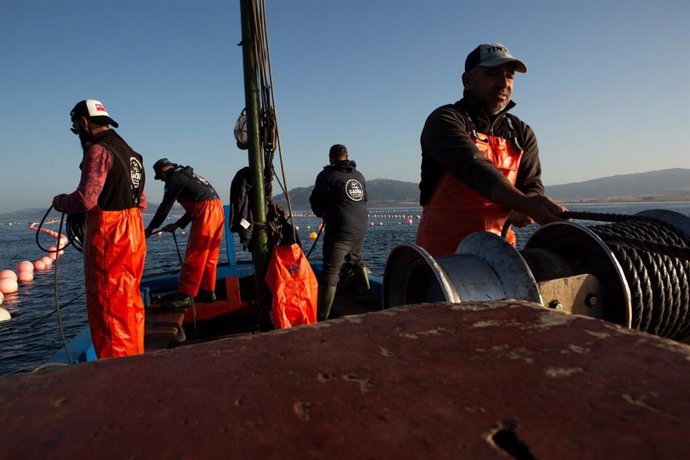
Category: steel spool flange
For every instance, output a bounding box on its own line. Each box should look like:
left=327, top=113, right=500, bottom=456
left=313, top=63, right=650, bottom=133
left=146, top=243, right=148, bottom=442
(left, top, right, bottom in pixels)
left=524, top=222, right=632, bottom=328
left=383, top=232, right=541, bottom=309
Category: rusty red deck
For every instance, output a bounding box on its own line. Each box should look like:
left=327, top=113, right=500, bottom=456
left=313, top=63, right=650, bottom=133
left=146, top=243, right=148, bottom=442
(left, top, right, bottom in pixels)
left=1, top=300, right=689, bottom=458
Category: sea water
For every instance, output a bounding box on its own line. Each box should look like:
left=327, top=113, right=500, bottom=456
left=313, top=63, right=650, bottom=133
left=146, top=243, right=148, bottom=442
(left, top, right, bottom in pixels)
left=1, top=202, right=688, bottom=377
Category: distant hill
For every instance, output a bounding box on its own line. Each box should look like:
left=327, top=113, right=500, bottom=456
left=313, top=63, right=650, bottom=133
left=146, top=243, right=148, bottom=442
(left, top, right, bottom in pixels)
left=2, top=169, right=688, bottom=219
left=544, top=168, right=690, bottom=203
left=274, top=168, right=690, bottom=210
left=273, top=179, right=420, bottom=210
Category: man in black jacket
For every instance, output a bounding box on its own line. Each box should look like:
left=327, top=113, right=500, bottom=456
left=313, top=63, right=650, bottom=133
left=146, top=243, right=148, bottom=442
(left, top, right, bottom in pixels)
left=416, top=42, right=567, bottom=257
left=309, top=144, right=369, bottom=320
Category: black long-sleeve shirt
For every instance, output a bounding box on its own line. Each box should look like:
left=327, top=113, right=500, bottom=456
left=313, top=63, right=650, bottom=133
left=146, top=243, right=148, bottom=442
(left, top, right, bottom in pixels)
left=147, top=165, right=219, bottom=231
left=419, top=96, right=544, bottom=205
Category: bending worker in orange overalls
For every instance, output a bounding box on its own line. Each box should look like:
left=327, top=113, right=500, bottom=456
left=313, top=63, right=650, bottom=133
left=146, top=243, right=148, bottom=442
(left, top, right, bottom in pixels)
left=53, top=99, right=147, bottom=359
left=416, top=43, right=567, bottom=257
left=145, top=159, right=224, bottom=309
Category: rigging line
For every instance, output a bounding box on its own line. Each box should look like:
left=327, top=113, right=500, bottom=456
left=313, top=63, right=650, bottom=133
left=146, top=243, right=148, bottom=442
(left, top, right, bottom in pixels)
left=171, top=229, right=184, bottom=266
left=29, top=291, right=86, bottom=328
left=306, top=223, right=325, bottom=259
left=255, top=0, right=297, bottom=241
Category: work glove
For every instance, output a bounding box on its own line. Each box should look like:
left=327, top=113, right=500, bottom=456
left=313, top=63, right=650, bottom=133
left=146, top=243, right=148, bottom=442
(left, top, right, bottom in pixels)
left=52, top=194, right=68, bottom=213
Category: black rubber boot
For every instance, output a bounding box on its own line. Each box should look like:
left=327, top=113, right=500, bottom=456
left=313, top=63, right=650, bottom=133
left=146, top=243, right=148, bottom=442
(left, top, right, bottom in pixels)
left=317, top=285, right=337, bottom=321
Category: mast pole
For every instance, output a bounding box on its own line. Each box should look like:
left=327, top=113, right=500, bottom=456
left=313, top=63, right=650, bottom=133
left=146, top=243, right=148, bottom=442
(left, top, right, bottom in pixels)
left=239, top=0, right=269, bottom=281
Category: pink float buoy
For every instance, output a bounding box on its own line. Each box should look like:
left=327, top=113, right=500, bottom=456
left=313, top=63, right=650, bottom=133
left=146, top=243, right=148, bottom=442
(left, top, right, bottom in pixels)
left=17, top=261, right=34, bottom=273
left=0, top=270, right=17, bottom=281
left=40, top=256, right=53, bottom=267
left=47, top=246, right=58, bottom=261
left=0, top=277, right=18, bottom=294
left=17, top=271, right=34, bottom=283
left=33, top=260, right=46, bottom=271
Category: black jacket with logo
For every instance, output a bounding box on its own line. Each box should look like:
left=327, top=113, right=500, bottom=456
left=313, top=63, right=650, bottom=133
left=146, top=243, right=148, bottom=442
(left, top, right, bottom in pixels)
left=309, top=160, right=368, bottom=241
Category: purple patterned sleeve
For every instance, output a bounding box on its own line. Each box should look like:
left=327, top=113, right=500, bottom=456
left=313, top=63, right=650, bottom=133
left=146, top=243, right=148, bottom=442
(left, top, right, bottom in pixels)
left=56, top=145, right=112, bottom=213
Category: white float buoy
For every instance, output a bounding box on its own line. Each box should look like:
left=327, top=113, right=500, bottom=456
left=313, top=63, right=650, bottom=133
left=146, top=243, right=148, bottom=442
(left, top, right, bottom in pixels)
left=0, top=277, right=18, bottom=294
left=0, top=307, right=11, bottom=322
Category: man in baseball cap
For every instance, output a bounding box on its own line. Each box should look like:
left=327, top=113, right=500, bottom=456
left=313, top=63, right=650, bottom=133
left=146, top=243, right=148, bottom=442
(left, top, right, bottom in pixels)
left=70, top=99, right=119, bottom=129
left=53, top=98, right=147, bottom=359
left=416, top=43, right=567, bottom=257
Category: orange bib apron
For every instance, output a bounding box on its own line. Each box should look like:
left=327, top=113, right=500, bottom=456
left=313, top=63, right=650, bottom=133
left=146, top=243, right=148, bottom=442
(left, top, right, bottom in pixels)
left=416, top=130, right=523, bottom=257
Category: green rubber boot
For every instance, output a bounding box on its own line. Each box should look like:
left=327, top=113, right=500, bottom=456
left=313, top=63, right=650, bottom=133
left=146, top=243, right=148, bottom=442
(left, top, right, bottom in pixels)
left=355, top=265, right=371, bottom=302
left=318, top=285, right=337, bottom=321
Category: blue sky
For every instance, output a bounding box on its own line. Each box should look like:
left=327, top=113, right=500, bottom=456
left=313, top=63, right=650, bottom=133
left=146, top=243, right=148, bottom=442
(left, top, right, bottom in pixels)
left=1, top=0, right=688, bottom=214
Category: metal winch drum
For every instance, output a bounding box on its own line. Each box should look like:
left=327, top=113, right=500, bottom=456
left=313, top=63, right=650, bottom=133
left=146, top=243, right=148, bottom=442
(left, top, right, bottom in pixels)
left=383, top=209, right=690, bottom=341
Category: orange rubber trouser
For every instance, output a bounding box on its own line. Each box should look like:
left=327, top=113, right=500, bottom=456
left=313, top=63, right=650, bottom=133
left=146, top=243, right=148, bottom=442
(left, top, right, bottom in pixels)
left=178, top=199, right=224, bottom=297
left=84, top=208, right=146, bottom=359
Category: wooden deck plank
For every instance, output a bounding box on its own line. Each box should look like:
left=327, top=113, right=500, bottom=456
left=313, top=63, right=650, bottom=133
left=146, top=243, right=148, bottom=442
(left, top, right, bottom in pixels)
left=144, top=307, right=185, bottom=350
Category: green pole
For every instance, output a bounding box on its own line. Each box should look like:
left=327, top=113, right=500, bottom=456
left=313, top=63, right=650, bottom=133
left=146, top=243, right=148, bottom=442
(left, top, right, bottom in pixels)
left=239, top=0, right=269, bottom=281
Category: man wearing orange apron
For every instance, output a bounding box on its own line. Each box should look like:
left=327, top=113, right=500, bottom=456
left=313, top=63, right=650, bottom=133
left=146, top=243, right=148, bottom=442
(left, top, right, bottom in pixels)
left=145, top=159, right=224, bottom=309
left=417, top=43, right=567, bottom=257
left=53, top=99, right=147, bottom=359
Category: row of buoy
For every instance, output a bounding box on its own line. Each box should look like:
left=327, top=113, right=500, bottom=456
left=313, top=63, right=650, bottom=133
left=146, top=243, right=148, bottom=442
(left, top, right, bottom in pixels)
left=368, top=214, right=421, bottom=219
left=297, top=220, right=416, bottom=233
left=0, top=226, right=69, bottom=322
left=0, top=251, right=62, bottom=293
left=290, top=213, right=421, bottom=219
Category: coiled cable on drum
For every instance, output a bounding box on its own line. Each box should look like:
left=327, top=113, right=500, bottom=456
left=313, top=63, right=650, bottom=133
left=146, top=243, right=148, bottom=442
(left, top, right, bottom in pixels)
left=563, top=212, right=690, bottom=340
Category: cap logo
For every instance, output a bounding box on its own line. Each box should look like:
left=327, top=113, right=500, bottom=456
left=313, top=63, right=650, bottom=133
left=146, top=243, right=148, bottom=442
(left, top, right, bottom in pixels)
left=485, top=44, right=507, bottom=54
left=86, top=99, right=110, bottom=117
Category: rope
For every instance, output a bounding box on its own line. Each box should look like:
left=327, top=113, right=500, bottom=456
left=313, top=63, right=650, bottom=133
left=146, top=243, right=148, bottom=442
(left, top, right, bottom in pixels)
left=31, top=362, right=70, bottom=373
left=589, top=219, right=690, bottom=340
left=562, top=210, right=678, bottom=226
left=33, top=206, right=76, bottom=364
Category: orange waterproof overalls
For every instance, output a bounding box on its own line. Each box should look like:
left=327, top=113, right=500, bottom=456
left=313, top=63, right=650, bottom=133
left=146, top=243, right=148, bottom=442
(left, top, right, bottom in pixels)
left=416, top=124, right=523, bottom=258
left=177, top=197, right=224, bottom=297
left=84, top=207, right=146, bottom=358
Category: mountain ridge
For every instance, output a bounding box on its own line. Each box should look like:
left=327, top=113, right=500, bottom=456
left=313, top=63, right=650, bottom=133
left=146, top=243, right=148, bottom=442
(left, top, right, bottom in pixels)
left=2, top=168, right=688, bottom=219
left=273, top=168, right=690, bottom=210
